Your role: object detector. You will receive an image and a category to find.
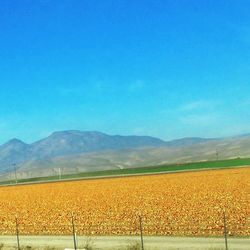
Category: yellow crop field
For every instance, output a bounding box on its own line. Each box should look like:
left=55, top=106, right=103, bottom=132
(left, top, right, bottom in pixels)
left=0, top=168, right=249, bottom=236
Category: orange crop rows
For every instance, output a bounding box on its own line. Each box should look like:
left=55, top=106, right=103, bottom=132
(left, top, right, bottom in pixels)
left=0, top=168, right=249, bottom=236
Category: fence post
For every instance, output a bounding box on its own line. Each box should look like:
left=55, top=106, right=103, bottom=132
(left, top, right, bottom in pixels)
left=139, top=216, right=144, bottom=250
left=71, top=213, right=77, bottom=250
left=15, top=216, right=20, bottom=250
left=223, top=211, right=228, bottom=250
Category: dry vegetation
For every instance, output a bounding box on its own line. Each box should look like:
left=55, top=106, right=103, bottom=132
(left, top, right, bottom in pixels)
left=0, top=168, right=249, bottom=236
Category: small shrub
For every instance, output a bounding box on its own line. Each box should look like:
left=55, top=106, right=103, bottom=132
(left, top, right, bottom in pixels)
left=43, top=247, right=57, bottom=250
left=20, top=246, right=34, bottom=250
left=125, top=242, right=141, bottom=250
left=79, top=237, right=95, bottom=250
left=206, top=248, right=225, bottom=250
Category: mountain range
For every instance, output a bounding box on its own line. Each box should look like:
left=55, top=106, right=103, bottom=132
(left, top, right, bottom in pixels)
left=1, top=130, right=250, bottom=178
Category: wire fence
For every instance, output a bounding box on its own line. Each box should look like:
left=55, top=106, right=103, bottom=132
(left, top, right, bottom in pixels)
left=0, top=212, right=248, bottom=250
left=0, top=213, right=249, bottom=236
left=0, top=212, right=249, bottom=250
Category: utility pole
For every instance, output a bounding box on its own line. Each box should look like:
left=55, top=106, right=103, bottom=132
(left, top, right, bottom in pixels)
left=216, top=149, right=219, bottom=161
left=13, top=163, right=17, bottom=184
left=58, top=168, right=61, bottom=180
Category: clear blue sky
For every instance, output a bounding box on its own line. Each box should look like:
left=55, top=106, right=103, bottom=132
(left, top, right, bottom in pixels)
left=0, top=0, right=250, bottom=143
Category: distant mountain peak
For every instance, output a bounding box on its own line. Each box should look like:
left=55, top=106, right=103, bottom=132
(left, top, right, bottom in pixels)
left=50, top=130, right=107, bottom=137
left=0, top=130, right=230, bottom=175
left=4, top=138, right=27, bottom=146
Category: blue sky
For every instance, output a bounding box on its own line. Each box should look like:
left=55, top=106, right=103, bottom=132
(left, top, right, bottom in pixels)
left=0, top=0, right=250, bottom=143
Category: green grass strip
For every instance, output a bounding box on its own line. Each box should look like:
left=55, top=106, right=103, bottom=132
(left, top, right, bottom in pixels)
left=2, top=157, right=250, bottom=186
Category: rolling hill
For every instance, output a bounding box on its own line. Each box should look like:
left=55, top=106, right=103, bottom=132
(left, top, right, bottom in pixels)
left=1, top=130, right=250, bottom=178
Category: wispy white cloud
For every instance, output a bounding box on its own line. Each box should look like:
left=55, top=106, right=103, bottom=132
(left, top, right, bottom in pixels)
left=176, top=99, right=223, bottom=128
left=179, top=113, right=220, bottom=126
left=159, top=100, right=219, bottom=118
left=218, top=123, right=250, bottom=137
left=56, top=79, right=147, bottom=98
left=132, top=127, right=147, bottom=135
left=178, top=100, right=217, bottom=112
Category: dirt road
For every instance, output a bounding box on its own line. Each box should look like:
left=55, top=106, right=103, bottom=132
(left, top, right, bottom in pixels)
left=0, top=235, right=249, bottom=250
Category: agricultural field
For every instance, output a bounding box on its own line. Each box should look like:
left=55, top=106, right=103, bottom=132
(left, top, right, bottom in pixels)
left=0, top=167, right=249, bottom=237
left=2, top=157, right=250, bottom=185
